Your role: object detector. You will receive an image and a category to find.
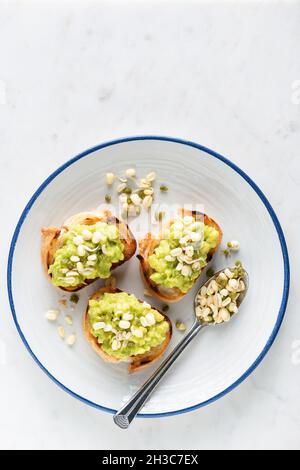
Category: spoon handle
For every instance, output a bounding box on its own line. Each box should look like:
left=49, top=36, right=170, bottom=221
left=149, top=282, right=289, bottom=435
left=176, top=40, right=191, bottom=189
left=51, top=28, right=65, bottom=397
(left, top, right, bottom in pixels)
left=113, top=321, right=204, bottom=429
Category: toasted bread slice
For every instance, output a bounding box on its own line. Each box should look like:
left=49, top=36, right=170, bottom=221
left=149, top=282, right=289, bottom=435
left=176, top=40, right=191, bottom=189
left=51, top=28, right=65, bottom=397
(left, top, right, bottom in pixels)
left=138, top=209, right=222, bottom=302
left=83, top=286, right=172, bottom=373
left=41, top=210, right=136, bottom=292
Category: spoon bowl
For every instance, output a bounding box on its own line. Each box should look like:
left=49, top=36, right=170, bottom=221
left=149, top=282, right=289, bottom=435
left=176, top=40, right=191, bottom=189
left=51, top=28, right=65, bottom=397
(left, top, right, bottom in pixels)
left=194, top=267, right=249, bottom=326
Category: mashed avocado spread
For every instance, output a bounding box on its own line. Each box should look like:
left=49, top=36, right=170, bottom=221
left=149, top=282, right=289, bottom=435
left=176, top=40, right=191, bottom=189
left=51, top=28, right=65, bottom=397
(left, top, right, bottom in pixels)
left=148, top=215, right=219, bottom=293
left=49, top=222, right=124, bottom=288
left=88, top=292, right=169, bottom=359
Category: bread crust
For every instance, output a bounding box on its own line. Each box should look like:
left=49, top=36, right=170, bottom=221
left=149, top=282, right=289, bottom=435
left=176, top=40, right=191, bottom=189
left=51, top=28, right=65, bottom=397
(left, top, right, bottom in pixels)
left=41, top=210, right=136, bottom=292
left=83, top=286, right=172, bottom=373
left=138, top=208, right=222, bottom=302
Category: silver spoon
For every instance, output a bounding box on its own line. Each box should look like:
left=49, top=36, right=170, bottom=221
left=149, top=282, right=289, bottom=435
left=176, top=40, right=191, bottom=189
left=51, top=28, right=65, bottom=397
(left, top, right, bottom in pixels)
left=113, top=267, right=249, bottom=429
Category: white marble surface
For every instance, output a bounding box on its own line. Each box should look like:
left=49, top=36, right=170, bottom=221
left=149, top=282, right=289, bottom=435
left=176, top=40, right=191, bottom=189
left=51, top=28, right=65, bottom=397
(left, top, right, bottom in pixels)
left=0, top=0, right=299, bottom=450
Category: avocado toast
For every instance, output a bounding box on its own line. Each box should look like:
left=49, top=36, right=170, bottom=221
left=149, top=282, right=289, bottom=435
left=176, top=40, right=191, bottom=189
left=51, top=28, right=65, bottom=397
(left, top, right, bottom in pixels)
left=84, top=287, right=172, bottom=373
left=41, top=210, right=136, bottom=292
left=138, top=208, right=222, bottom=302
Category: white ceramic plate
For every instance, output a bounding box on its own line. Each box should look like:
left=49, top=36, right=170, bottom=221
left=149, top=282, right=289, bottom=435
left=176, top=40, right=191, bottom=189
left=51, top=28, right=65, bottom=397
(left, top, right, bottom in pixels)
left=7, top=136, right=289, bottom=417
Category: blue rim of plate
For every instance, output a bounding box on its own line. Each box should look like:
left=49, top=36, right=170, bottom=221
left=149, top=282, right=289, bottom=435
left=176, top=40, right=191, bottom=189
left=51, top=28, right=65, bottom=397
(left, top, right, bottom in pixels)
left=7, top=135, right=290, bottom=418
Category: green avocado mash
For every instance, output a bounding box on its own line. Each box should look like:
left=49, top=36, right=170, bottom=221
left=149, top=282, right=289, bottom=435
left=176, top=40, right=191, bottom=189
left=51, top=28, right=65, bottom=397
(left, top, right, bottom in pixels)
left=148, top=216, right=219, bottom=293
left=88, top=292, right=169, bottom=359
left=49, top=222, right=124, bottom=288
